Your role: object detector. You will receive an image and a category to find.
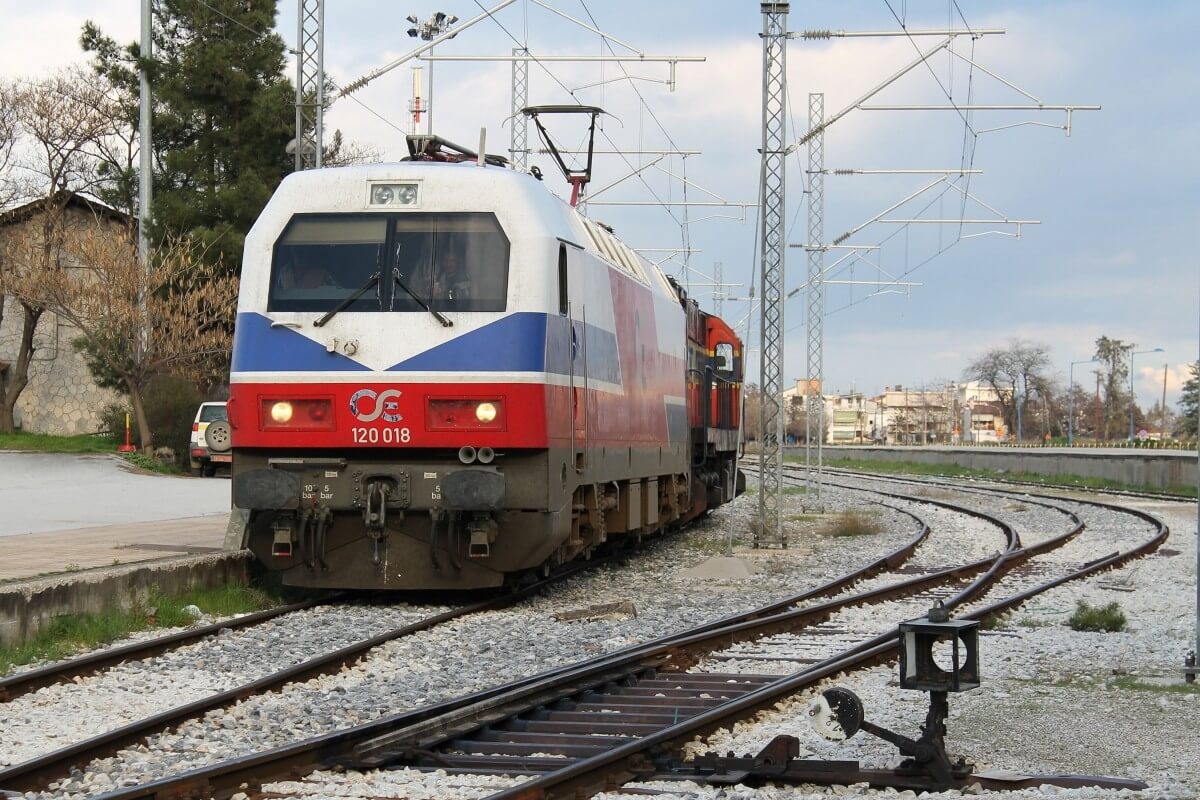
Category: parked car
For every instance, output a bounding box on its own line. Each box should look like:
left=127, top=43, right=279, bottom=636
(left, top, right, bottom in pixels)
left=189, top=401, right=229, bottom=477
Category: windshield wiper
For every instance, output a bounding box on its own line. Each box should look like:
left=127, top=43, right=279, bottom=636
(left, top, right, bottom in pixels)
left=393, top=268, right=453, bottom=327
left=313, top=272, right=380, bottom=327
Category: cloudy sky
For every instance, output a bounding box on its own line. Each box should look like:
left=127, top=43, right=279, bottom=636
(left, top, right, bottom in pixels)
left=3, top=1, right=1197, bottom=413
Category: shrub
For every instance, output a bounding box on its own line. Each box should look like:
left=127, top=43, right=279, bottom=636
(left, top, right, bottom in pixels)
left=1068, top=600, right=1127, bottom=632
left=821, top=510, right=884, bottom=537
left=99, top=401, right=133, bottom=442
left=141, top=374, right=206, bottom=461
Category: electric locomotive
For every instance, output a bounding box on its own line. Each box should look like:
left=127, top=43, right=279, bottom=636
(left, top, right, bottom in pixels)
left=225, top=136, right=743, bottom=590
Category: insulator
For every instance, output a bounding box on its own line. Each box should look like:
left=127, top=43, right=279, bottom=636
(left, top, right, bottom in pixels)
left=802, top=29, right=832, bottom=40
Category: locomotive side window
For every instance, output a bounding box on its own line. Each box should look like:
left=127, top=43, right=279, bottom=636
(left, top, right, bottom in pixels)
left=557, top=244, right=568, bottom=316
left=714, top=342, right=735, bottom=378
left=267, top=212, right=509, bottom=314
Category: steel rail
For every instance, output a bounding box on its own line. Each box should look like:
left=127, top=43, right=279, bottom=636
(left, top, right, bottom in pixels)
left=0, top=509, right=781, bottom=793
left=0, top=598, right=327, bottom=702
left=0, top=591, right=518, bottom=794
left=42, top=480, right=1123, bottom=800
left=42, top=504, right=932, bottom=800
left=483, top=505, right=1168, bottom=799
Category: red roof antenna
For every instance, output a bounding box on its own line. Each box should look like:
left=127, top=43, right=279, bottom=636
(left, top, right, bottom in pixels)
left=521, top=105, right=604, bottom=207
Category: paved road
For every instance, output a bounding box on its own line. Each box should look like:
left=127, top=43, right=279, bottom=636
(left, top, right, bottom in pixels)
left=0, top=452, right=231, bottom=537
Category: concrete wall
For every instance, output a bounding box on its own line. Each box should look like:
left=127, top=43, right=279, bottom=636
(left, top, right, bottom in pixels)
left=0, top=552, right=251, bottom=646
left=807, top=445, right=1198, bottom=491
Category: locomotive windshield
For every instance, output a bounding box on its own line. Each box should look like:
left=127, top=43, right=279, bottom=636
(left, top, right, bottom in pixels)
left=268, top=212, right=509, bottom=314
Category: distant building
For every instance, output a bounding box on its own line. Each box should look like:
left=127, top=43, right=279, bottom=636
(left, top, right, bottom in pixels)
left=867, top=385, right=954, bottom=445
left=827, top=391, right=873, bottom=444
left=957, top=381, right=1009, bottom=443
left=0, top=193, right=126, bottom=435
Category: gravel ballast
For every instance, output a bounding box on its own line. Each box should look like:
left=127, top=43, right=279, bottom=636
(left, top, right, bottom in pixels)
left=4, top=482, right=1196, bottom=800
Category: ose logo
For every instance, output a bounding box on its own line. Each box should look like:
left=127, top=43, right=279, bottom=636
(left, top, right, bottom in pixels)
left=349, top=388, right=403, bottom=423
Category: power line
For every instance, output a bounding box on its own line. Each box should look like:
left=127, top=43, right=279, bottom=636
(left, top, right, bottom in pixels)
left=468, top=0, right=690, bottom=228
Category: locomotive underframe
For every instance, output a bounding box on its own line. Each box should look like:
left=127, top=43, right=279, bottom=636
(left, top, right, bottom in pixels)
left=232, top=442, right=719, bottom=590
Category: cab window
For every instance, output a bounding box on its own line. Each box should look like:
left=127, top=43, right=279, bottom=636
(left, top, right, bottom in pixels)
left=714, top=342, right=735, bottom=378
left=267, top=212, right=509, bottom=313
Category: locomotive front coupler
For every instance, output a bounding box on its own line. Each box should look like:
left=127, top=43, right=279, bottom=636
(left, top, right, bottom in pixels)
left=362, top=480, right=396, bottom=565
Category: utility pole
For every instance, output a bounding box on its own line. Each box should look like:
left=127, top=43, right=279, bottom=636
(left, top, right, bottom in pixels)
left=138, top=0, right=152, bottom=263
left=1162, top=362, right=1169, bottom=428
left=755, top=1, right=789, bottom=548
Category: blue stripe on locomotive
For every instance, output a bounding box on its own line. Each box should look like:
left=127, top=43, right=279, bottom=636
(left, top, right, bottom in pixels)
left=231, top=311, right=621, bottom=384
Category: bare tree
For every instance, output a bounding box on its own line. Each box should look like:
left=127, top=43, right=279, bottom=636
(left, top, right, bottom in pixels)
left=741, top=383, right=762, bottom=444
left=1093, top=335, right=1131, bottom=440
left=0, top=79, right=20, bottom=209
left=963, top=339, right=1052, bottom=441
left=27, top=224, right=237, bottom=449
left=0, top=68, right=122, bottom=431
left=0, top=79, right=21, bottom=412
left=322, top=130, right=383, bottom=168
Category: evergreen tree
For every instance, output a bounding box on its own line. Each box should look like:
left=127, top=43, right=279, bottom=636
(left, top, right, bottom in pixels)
left=1179, top=361, right=1199, bottom=438
left=82, top=0, right=294, bottom=273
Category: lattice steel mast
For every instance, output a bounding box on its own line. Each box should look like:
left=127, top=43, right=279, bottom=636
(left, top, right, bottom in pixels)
left=804, top=93, right=824, bottom=502
left=510, top=48, right=529, bottom=170
left=755, top=2, right=788, bottom=547
left=294, top=0, right=324, bottom=170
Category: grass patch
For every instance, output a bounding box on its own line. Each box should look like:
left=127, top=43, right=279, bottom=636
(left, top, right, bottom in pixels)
left=980, top=611, right=1056, bottom=630
left=782, top=485, right=808, bottom=495
left=0, top=583, right=280, bottom=676
left=810, top=455, right=1197, bottom=499
left=0, top=431, right=117, bottom=453
left=1039, top=674, right=1198, bottom=695
left=820, top=510, right=884, bottom=537
left=120, top=451, right=182, bottom=475
left=1068, top=600, right=1127, bottom=632
left=0, top=431, right=180, bottom=474
left=1106, top=676, right=1200, bottom=694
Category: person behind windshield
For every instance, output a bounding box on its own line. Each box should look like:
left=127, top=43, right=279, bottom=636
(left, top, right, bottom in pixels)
left=430, top=243, right=471, bottom=301
left=281, top=252, right=335, bottom=292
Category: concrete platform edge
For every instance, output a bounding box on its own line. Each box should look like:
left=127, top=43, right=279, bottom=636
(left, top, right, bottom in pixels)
left=0, top=551, right=252, bottom=647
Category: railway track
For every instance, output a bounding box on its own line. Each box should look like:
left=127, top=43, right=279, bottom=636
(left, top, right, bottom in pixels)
left=1, top=476, right=1170, bottom=799
left=0, top=598, right=328, bottom=703
left=0, top=498, right=933, bottom=797
left=0, top=580, right=552, bottom=793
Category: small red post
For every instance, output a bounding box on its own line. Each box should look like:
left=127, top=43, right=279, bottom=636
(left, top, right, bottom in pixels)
left=117, top=411, right=137, bottom=453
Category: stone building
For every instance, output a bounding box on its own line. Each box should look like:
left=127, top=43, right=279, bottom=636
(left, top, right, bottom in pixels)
left=0, top=194, right=126, bottom=435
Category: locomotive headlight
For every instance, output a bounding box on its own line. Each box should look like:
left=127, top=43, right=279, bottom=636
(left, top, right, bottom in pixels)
left=475, top=402, right=498, bottom=423
left=260, top=398, right=335, bottom=431
left=270, top=402, right=294, bottom=423
left=368, top=182, right=419, bottom=207
left=427, top=398, right=505, bottom=431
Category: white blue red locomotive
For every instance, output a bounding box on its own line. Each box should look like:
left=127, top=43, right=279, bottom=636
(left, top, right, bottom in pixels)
left=226, top=136, right=744, bottom=590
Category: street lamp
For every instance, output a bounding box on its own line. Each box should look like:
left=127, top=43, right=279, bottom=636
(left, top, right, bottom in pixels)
left=1067, top=358, right=1098, bottom=446
left=1128, top=346, right=1165, bottom=442
left=407, top=11, right=459, bottom=135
